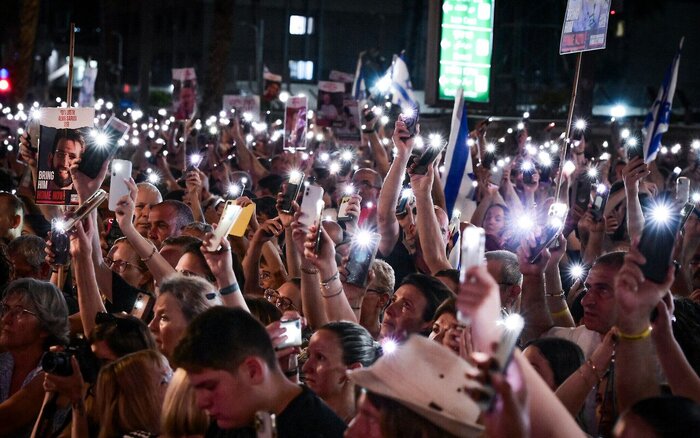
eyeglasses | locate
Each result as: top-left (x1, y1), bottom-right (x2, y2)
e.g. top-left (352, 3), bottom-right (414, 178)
top-left (0, 304), bottom-right (38, 320)
top-left (355, 180), bottom-right (381, 190)
top-left (106, 257), bottom-right (146, 273)
top-left (264, 289), bottom-right (297, 311)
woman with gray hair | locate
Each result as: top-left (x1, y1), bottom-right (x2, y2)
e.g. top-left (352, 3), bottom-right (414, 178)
top-left (147, 273), bottom-right (222, 360)
top-left (0, 278), bottom-right (69, 436)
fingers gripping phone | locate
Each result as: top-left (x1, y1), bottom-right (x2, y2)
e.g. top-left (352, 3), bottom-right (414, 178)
top-left (255, 411), bottom-right (277, 438)
top-left (412, 141), bottom-right (446, 175)
top-left (529, 203), bottom-right (568, 264)
top-left (277, 318), bottom-right (302, 350)
top-left (109, 159), bottom-right (132, 211)
top-left (591, 185), bottom-right (609, 222)
top-left (399, 103), bottom-right (420, 141)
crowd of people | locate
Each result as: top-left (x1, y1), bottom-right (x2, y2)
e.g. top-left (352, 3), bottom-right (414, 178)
top-left (0, 81), bottom-right (698, 438)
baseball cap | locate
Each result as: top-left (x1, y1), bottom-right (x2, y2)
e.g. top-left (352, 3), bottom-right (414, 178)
top-left (348, 335), bottom-right (484, 437)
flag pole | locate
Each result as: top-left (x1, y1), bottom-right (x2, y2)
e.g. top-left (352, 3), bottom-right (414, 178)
top-left (555, 52), bottom-right (583, 203)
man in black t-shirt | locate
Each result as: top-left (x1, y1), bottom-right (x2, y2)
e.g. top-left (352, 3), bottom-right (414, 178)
top-left (173, 307), bottom-right (346, 438)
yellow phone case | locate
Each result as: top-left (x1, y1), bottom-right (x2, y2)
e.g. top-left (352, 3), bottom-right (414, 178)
top-left (229, 203), bottom-right (256, 237)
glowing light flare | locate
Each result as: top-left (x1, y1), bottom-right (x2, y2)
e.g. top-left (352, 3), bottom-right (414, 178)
top-left (329, 161), bottom-right (341, 175)
top-left (587, 167), bottom-right (598, 179)
top-left (516, 216), bottom-right (534, 232)
top-left (500, 313), bottom-right (525, 333)
top-left (516, 122), bottom-right (524, 131)
top-left (692, 140), bottom-right (700, 151)
top-left (649, 202), bottom-right (674, 226)
top-left (147, 172), bottom-right (161, 185)
top-left (278, 92), bottom-right (290, 103)
top-left (596, 184), bottom-right (608, 194)
top-left (567, 263), bottom-right (587, 282)
top-left (381, 339), bottom-right (398, 354)
top-left (574, 119), bottom-right (587, 131)
top-left (563, 160), bottom-right (576, 177)
top-left (376, 75), bottom-right (392, 93)
top-left (692, 193), bottom-right (700, 203)
top-left (485, 143), bottom-right (496, 154)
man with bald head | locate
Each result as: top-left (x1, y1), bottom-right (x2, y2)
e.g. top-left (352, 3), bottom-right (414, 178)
top-left (134, 182), bottom-right (162, 237)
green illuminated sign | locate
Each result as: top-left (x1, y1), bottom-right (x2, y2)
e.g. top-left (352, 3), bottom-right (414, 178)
top-left (437, 0), bottom-right (494, 103)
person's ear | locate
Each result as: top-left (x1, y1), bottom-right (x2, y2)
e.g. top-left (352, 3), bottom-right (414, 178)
top-left (241, 356), bottom-right (266, 385)
top-left (11, 214), bottom-right (21, 230)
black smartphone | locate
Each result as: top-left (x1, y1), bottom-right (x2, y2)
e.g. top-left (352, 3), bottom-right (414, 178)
top-left (280, 171), bottom-right (305, 214)
top-left (400, 103), bottom-right (419, 141)
top-left (626, 145), bottom-right (644, 161)
top-left (78, 116), bottom-right (130, 179)
top-left (362, 105), bottom-right (377, 123)
top-left (679, 202), bottom-right (695, 232)
top-left (523, 169), bottom-right (535, 185)
top-left (50, 226), bottom-right (69, 266)
top-left (412, 143), bottom-right (445, 175)
top-left (395, 188), bottom-right (414, 218)
top-left (638, 202), bottom-right (681, 284)
top-left (529, 204), bottom-right (568, 264)
top-left (591, 189), bottom-right (609, 222)
top-left (345, 231), bottom-right (380, 287)
top-left (130, 292), bottom-right (155, 321)
top-left (574, 177), bottom-right (593, 211)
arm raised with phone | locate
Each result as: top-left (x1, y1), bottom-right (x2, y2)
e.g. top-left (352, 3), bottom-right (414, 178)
top-left (376, 118), bottom-right (416, 257)
top-left (115, 178), bottom-right (176, 286)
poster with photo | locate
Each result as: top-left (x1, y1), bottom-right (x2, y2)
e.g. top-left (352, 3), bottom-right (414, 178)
top-left (329, 70), bottom-right (355, 95)
top-left (334, 99), bottom-right (361, 144)
top-left (316, 81), bottom-right (345, 128)
top-left (560, 0), bottom-right (611, 54)
top-left (172, 68), bottom-right (197, 120)
top-left (35, 107), bottom-right (95, 205)
top-left (222, 95), bottom-right (260, 119)
top-left (283, 96), bottom-right (308, 151)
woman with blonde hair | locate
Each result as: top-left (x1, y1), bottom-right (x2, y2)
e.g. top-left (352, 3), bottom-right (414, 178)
top-left (161, 369), bottom-right (208, 438)
top-left (95, 350), bottom-right (172, 438)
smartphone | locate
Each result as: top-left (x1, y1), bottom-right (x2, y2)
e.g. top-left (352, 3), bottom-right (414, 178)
top-left (638, 205), bottom-right (681, 284)
top-left (475, 314), bottom-right (524, 411)
top-left (574, 177), bottom-right (593, 211)
top-left (298, 184), bottom-right (324, 230)
top-left (130, 292), bottom-right (155, 321)
top-left (61, 189), bottom-right (109, 233)
top-left (412, 142), bottom-right (445, 175)
top-left (337, 195), bottom-right (355, 223)
top-left (677, 177), bottom-right (691, 203)
top-left (79, 116), bottom-right (130, 179)
top-left (313, 222), bottom-right (324, 255)
top-left (229, 203), bottom-right (255, 238)
top-left (522, 169), bottom-right (535, 185)
top-left (277, 318), bottom-right (302, 349)
top-left (591, 188), bottom-right (609, 222)
top-left (254, 412), bottom-right (277, 438)
top-left (395, 188), bottom-right (414, 218)
top-left (358, 202), bottom-right (375, 227)
top-left (680, 202), bottom-right (695, 232)
top-left (279, 171), bottom-right (305, 214)
top-left (626, 145), bottom-right (643, 161)
top-left (109, 159), bottom-right (132, 211)
top-left (459, 227), bottom-right (485, 283)
top-left (50, 225), bottom-right (70, 266)
top-left (400, 103), bottom-right (419, 141)
top-left (449, 211), bottom-right (462, 241)
top-left (345, 231), bottom-right (380, 287)
top-left (205, 201), bottom-right (242, 251)
top-left (529, 203), bottom-right (568, 264)
top-left (362, 105), bottom-right (377, 123)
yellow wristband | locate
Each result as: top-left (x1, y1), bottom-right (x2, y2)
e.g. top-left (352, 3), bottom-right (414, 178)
top-left (550, 307), bottom-right (570, 318)
top-left (617, 326), bottom-right (652, 341)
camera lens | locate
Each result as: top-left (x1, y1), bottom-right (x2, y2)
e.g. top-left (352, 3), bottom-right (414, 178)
top-left (41, 351), bottom-right (73, 376)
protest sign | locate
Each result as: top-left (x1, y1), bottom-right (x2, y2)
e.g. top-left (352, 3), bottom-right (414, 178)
top-left (223, 95), bottom-right (260, 119)
top-left (317, 81), bottom-right (345, 128)
top-left (560, 0), bottom-right (611, 54)
top-left (35, 107), bottom-right (94, 205)
top-left (283, 96), bottom-right (308, 151)
top-left (329, 70), bottom-right (355, 95)
top-left (172, 68), bottom-right (197, 120)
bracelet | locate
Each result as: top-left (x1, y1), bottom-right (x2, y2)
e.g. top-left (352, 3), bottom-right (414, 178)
top-left (140, 245), bottom-right (157, 263)
top-left (545, 291), bottom-right (566, 298)
top-left (351, 306), bottom-right (361, 310)
top-left (322, 286), bottom-right (344, 299)
top-left (550, 307), bottom-right (570, 318)
top-left (301, 266), bottom-right (319, 275)
top-left (585, 359), bottom-right (603, 382)
top-left (362, 128), bottom-right (376, 134)
top-left (219, 283), bottom-right (240, 296)
top-left (320, 271), bottom-right (339, 289)
top-left (617, 326), bottom-right (652, 341)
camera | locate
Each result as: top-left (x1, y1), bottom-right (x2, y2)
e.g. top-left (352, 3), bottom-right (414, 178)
top-left (41, 336), bottom-right (100, 382)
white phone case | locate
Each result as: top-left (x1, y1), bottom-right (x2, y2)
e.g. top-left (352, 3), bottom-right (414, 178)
top-left (204, 201), bottom-right (242, 252)
top-left (109, 160), bottom-right (132, 211)
top-left (299, 185), bottom-right (324, 229)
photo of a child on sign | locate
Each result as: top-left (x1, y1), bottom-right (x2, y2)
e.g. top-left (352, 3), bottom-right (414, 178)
top-left (35, 107), bottom-right (95, 205)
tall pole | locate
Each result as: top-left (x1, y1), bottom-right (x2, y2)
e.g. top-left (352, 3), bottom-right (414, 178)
top-left (555, 52), bottom-right (583, 203)
top-left (66, 23), bottom-right (76, 105)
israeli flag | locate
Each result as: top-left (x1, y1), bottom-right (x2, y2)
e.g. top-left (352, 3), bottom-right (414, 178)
top-left (387, 54), bottom-right (417, 108)
top-left (352, 51), bottom-right (367, 101)
top-left (442, 88), bottom-right (476, 218)
top-left (642, 37), bottom-right (684, 163)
